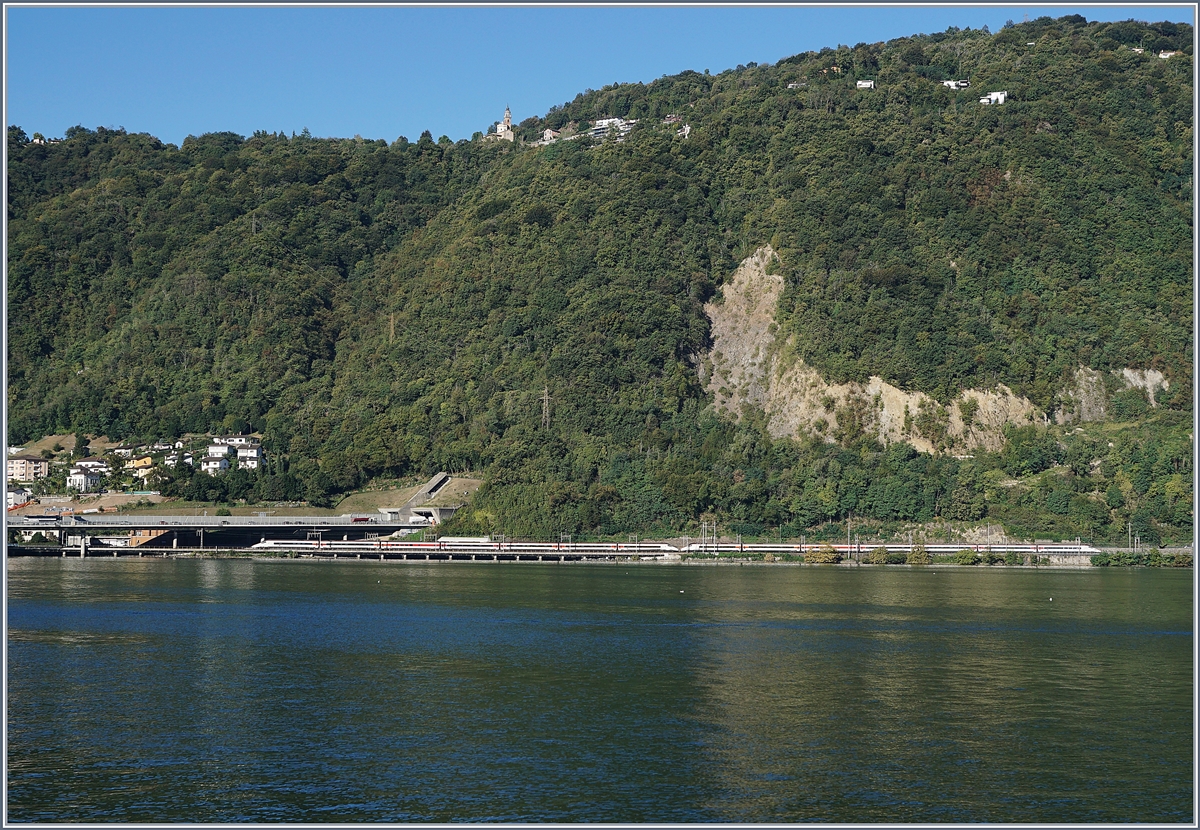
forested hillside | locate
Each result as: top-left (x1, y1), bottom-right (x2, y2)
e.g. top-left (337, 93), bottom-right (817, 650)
top-left (7, 16), bottom-right (1193, 544)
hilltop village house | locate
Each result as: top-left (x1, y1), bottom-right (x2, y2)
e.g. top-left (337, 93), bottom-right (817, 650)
top-left (780, 76), bottom-right (1001, 104)
top-left (494, 105), bottom-right (690, 148)
top-left (588, 117), bottom-right (638, 141)
top-left (531, 115), bottom-right (643, 146)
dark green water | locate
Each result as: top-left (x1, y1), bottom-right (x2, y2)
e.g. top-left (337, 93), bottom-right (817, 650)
top-left (6, 559), bottom-right (1193, 822)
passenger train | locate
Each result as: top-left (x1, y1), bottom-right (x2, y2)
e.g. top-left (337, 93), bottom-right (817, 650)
top-left (248, 537), bottom-right (1101, 557)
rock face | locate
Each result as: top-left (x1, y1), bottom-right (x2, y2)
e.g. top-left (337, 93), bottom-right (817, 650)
top-left (1054, 367), bottom-right (1171, 424)
top-left (702, 248), bottom-right (1174, 451)
top-left (1121, 368), bottom-right (1169, 407)
top-left (700, 248), bottom-right (1059, 453)
top-left (699, 246), bottom-right (784, 418)
top-left (1057, 367), bottom-right (1110, 423)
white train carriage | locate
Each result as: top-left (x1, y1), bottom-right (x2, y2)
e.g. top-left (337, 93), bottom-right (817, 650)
top-left (249, 538), bottom-right (678, 558)
top-left (248, 538), bottom-right (1099, 558)
top-left (681, 541), bottom-right (1100, 555)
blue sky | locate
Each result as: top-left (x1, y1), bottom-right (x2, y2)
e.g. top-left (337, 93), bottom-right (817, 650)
top-left (5, 5), bottom-right (1193, 146)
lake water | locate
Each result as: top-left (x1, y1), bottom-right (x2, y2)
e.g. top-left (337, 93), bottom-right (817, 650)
top-left (7, 558), bottom-right (1193, 822)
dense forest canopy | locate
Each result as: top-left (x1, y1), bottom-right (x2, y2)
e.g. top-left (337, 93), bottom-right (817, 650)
top-left (6, 16), bottom-right (1193, 544)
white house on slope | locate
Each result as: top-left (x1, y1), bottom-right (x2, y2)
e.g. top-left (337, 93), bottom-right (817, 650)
top-left (67, 468), bottom-right (103, 493)
top-left (237, 446), bottom-right (264, 471)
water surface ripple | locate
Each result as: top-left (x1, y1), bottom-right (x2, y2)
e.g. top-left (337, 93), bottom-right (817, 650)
top-left (7, 559), bottom-right (1192, 822)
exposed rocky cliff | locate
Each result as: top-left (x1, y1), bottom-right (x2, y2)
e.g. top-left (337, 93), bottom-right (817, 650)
top-left (701, 248), bottom-right (1170, 453)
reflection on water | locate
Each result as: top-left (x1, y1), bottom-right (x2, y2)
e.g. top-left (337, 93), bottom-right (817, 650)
top-left (7, 629), bottom-right (154, 647)
top-left (6, 559), bottom-right (1192, 822)
top-left (196, 557), bottom-right (257, 594)
top-left (680, 568), bottom-right (1192, 821)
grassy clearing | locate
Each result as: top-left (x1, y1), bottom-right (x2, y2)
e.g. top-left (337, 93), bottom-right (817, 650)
top-left (334, 486), bottom-right (424, 513)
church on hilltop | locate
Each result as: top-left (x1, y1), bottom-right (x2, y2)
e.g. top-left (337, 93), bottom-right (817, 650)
top-left (486, 106), bottom-right (515, 142)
